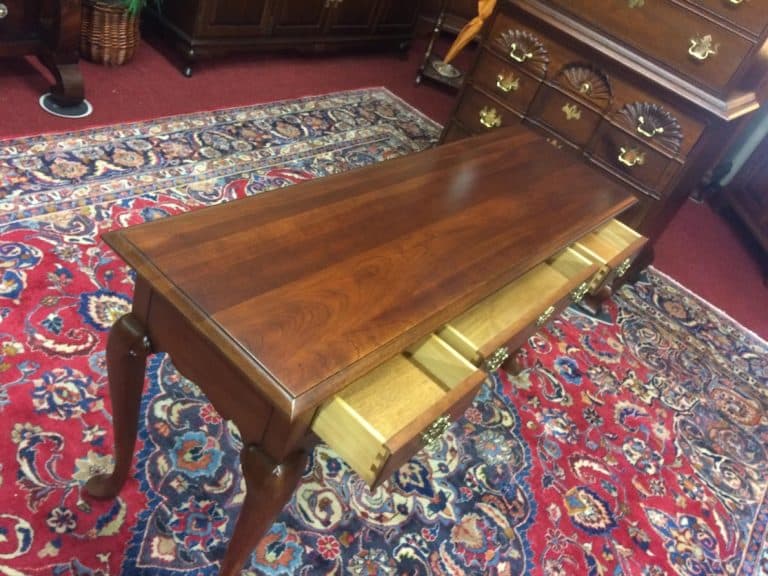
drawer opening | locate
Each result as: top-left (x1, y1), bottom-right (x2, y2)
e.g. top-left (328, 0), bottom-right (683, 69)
top-left (438, 248), bottom-right (596, 365)
top-left (573, 219), bottom-right (644, 264)
top-left (311, 337), bottom-right (480, 486)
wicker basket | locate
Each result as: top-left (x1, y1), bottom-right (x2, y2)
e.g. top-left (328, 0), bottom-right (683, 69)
top-left (80, 0), bottom-right (140, 66)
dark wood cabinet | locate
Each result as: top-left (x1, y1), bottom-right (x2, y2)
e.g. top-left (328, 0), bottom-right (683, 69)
top-left (0, 0), bottom-right (84, 107)
top-left (443, 0), bottom-right (768, 275)
top-left (149, 0), bottom-right (421, 77)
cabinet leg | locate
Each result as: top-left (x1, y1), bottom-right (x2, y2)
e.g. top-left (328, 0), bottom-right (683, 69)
top-left (85, 313), bottom-right (150, 499)
top-left (218, 445), bottom-right (307, 576)
top-left (38, 56), bottom-right (85, 107)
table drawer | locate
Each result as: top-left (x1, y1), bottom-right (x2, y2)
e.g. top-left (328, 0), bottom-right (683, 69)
top-left (589, 121), bottom-right (682, 198)
top-left (437, 248), bottom-right (596, 371)
top-left (685, 0), bottom-right (768, 38)
top-left (454, 87), bottom-right (520, 134)
top-left (471, 48), bottom-right (542, 115)
top-left (528, 84), bottom-right (603, 147)
top-left (312, 335), bottom-right (484, 487)
top-left (546, 0), bottom-right (753, 94)
top-left (571, 219), bottom-right (647, 294)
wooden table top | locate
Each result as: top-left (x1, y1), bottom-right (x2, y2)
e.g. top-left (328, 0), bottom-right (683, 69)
top-left (103, 125), bottom-right (636, 418)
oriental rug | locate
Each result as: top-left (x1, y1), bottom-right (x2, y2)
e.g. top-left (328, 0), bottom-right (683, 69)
top-left (0, 88), bottom-right (765, 576)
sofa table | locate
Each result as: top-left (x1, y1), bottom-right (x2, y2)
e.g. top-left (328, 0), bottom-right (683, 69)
top-left (84, 124), bottom-right (639, 574)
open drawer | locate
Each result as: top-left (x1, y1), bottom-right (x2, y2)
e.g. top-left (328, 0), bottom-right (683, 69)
top-left (571, 219), bottom-right (647, 294)
top-left (437, 247), bottom-right (596, 372)
top-left (311, 335), bottom-right (485, 488)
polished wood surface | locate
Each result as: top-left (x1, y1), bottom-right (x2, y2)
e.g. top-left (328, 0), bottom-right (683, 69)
top-left (0, 0), bottom-right (84, 106)
top-left (103, 125), bottom-right (635, 419)
top-left (88, 123), bottom-right (637, 574)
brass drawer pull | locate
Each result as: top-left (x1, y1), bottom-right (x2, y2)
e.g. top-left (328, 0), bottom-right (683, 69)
top-left (636, 116), bottom-right (664, 138)
top-left (479, 106), bottom-right (502, 129)
top-left (562, 103), bottom-right (581, 121)
top-left (509, 42), bottom-right (533, 63)
top-left (422, 415), bottom-right (451, 448)
top-left (496, 72), bottom-right (519, 93)
top-left (728, 0), bottom-right (744, 4)
top-left (485, 347), bottom-right (510, 372)
top-left (0, 3), bottom-right (7, 18)
top-left (571, 282), bottom-right (590, 304)
top-left (536, 305), bottom-right (556, 327)
top-left (688, 35), bottom-right (718, 61)
top-left (615, 257), bottom-right (632, 278)
top-left (618, 146), bottom-right (646, 167)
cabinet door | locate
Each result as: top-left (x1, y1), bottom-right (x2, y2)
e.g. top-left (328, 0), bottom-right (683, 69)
top-left (199, 0), bottom-right (271, 36)
top-left (0, 0), bottom-right (41, 38)
top-left (376, 0), bottom-right (421, 32)
top-left (272, 0), bottom-right (328, 35)
top-left (325, 0), bottom-right (379, 35)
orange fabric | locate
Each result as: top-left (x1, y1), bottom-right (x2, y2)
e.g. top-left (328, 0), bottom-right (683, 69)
top-left (443, 0), bottom-right (497, 64)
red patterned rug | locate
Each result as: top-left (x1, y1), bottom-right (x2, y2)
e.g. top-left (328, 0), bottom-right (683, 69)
top-left (0, 88), bottom-right (765, 575)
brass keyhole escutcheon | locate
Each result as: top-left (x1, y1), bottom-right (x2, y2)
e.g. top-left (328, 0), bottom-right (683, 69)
top-left (562, 103), bottom-right (582, 121)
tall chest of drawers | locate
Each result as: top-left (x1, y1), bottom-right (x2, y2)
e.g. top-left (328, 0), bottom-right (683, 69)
top-left (443, 0), bottom-right (768, 266)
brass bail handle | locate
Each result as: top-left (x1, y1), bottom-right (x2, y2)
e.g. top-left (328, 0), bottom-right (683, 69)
top-left (496, 72), bottom-right (519, 93)
top-left (688, 35), bottom-right (718, 61)
top-left (618, 146), bottom-right (646, 167)
top-left (509, 42), bottom-right (533, 63)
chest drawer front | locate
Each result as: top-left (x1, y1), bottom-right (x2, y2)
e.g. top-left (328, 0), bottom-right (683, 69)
top-left (572, 219), bottom-right (647, 293)
top-left (589, 122), bottom-right (682, 197)
top-left (454, 87), bottom-right (520, 134)
top-left (438, 248), bottom-right (597, 370)
top-left (686, 0), bottom-right (768, 38)
top-left (528, 85), bottom-right (603, 147)
top-left (472, 49), bottom-right (542, 114)
top-left (546, 0), bottom-right (753, 94)
top-left (311, 335), bottom-right (484, 488)
top-left (487, 10), bottom-right (551, 77)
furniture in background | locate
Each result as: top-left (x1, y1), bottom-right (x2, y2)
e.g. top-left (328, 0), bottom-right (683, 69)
top-left (716, 131), bottom-right (768, 282)
top-left (0, 0), bottom-right (85, 112)
top-left (416, 0), bottom-right (492, 90)
top-left (147, 0), bottom-right (422, 77)
top-left (442, 0), bottom-right (768, 275)
top-left (85, 124), bottom-right (644, 575)
top-left (420, 0), bottom-right (476, 34)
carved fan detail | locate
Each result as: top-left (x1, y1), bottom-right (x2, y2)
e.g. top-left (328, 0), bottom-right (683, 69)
top-left (556, 64), bottom-right (611, 108)
top-left (495, 29), bottom-right (549, 77)
top-left (616, 102), bottom-right (683, 154)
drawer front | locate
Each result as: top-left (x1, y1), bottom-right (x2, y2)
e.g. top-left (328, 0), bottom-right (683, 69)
top-left (454, 87), bottom-right (520, 134)
top-left (472, 49), bottom-right (542, 114)
top-left (686, 0), bottom-right (768, 38)
top-left (487, 9), bottom-right (551, 78)
top-left (0, 0), bottom-right (37, 35)
top-left (572, 219), bottom-right (648, 293)
top-left (311, 335), bottom-right (484, 487)
top-left (546, 0), bottom-right (753, 94)
top-left (528, 85), bottom-right (603, 147)
top-left (438, 248), bottom-right (597, 370)
top-left (489, 5), bottom-right (706, 157)
top-left (589, 121), bottom-right (681, 197)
